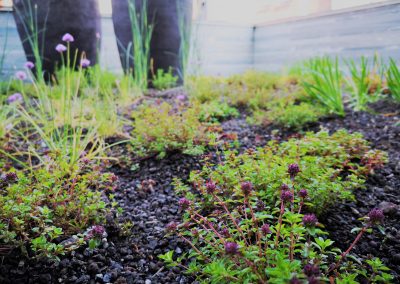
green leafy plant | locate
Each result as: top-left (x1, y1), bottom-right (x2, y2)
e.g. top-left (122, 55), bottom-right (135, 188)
top-left (0, 159), bottom-right (117, 258)
top-left (387, 58), bottom-right (400, 102)
top-left (152, 68), bottom-right (179, 90)
top-left (249, 102), bottom-right (323, 129)
top-left (303, 57), bottom-right (344, 116)
top-left (130, 102), bottom-right (218, 158)
top-left (177, 129), bottom-right (386, 213)
top-left (126, 0), bottom-right (153, 90)
top-left (198, 101), bottom-right (239, 123)
top-left (345, 56), bottom-right (382, 111)
top-left (163, 165), bottom-right (392, 283)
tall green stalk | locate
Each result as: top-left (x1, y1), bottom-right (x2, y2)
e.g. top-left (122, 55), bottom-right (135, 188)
top-left (387, 58), bottom-right (400, 102)
top-left (177, 0), bottom-right (191, 82)
top-left (128, 0), bottom-right (153, 90)
top-left (345, 56), bottom-right (371, 111)
top-left (14, 2), bottom-right (47, 83)
top-left (303, 57), bottom-right (344, 116)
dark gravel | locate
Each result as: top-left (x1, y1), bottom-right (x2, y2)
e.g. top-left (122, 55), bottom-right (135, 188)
top-left (0, 99), bottom-right (399, 283)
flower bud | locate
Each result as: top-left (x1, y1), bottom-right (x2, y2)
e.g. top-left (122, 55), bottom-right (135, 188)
top-left (224, 242), bottom-right (239, 255)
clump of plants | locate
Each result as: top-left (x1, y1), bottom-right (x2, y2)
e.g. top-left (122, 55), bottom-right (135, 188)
top-left (198, 100), bottom-right (239, 123)
top-left (387, 58), bottom-right (400, 102)
top-left (0, 157), bottom-right (117, 258)
top-left (249, 102), bottom-right (324, 129)
top-left (176, 129), bottom-right (386, 213)
top-left (162, 165), bottom-right (392, 283)
top-left (152, 68), bottom-right (179, 90)
top-left (130, 102), bottom-right (219, 158)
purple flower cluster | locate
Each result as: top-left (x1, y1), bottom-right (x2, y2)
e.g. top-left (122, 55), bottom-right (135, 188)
top-left (7, 93), bottom-right (23, 104)
top-left (261, 224), bottom-right (271, 235)
top-left (2, 172), bottom-right (18, 185)
top-left (62, 33), bottom-right (75, 42)
top-left (288, 163), bottom-right (300, 179)
top-left (224, 242), bottom-right (239, 255)
top-left (206, 180), bottom-right (217, 194)
top-left (178, 198), bottom-right (191, 210)
top-left (15, 71), bottom-right (27, 81)
top-left (25, 61), bottom-right (35, 69)
top-left (56, 44), bottom-right (67, 53)
top-left (298, 189), bottom-right (308, 199)
top-left (87, 225), bottom-right (106, 239)
top-left (166, 221), bottom-right (178, 232)
top-left (80, 58), bottom-right (91, 68)
top-left (368, 208), bottom-right (384, 224)
top-left (302, 214), bottom-right (318, 227)
top-left (281, 190), bottom-right (293, 203)
top-left (240, 181), bottom-right (253, 196)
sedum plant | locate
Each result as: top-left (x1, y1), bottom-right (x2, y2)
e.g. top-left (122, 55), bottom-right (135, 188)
top-left (0, 156), bottom-right (117, 259)
top-left (130, 102), bottom-right (218, 158)
top-left (163, 166), bottom-right (392, 283)
top-left (152, 68), bottom-right (179, 90)
top-left (177, 129), bottom-right (386, 213)
top-left (302, 57), bottom-right (344, 116)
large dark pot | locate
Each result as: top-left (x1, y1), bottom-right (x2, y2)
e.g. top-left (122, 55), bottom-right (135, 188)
top-left (13, 0), bottom-right (101, 79)
top-left (112, 0), bottom-right (192, 85)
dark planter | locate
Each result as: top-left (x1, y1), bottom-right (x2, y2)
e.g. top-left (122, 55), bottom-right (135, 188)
top-left (112, 0), bottom-right (192, 85)
top-left (13, 0), bottom-right (101, 79)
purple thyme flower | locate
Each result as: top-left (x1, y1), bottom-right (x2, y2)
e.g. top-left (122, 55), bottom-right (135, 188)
top-left (166, 221), bottom-right (178, 232)
top-left (281, 190), bottom-right (293, 203)
top-left (221, 228), bottom-right (230, 238)
top-left (256, 199), bottom-right (265, 212)
top-left (80, 58), bottom-right (91, 68)
top-left (280, 183), bottom-right (290, 191)
top-left (56, 44), bottom-right (67, 53)
top-left (240, 181), bottom-right (253, 196)
top-left (307, 276), bottom-right (321, 284)
top-left (261, 224), bottom-right (271, 235)
top-left (178, 197), bottom-right (191, 210)
top-left (303, 263), bottom-right (320, 277)
top-left (224, 242), bottom-right (239, 255)
top-left (302, 214), bottom-right (318, 227)
top-left (90, 225), bottom-right (105, 238)
top-left (368, 208), bottom-right (384, 224)
top-left (206, 180), bottom-right (217, 194)
top-left (176, 94), bottom-right (186, 101)
top-left (7, 93), bottom-right (23, 104)
top-left (62, 33), bottom-right (74, 42)
top-left (25, 61), bottom-right (35, 69)
top-left (298, 189), bottom-right (308, 199)
top-left (289, 277), bottom-right (301, 284)
top-left (288, 163), bottom-right (300, 179)
top-left (15, 71), bottom-right (27, 80)
top-left (4, 172), bottom-right (18, 183)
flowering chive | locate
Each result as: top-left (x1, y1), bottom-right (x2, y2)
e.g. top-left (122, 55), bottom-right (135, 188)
top-left (62, 33), bottom-right (74, 42)
top-left (15, 71), bottom-right (27, 80)
top-left (80, 58), bottom-right (91, 68)
top-left (7, 93), bottom-right (23, 104)
top-left (56, 44), bottom-right (67, 53)
top-left (25, 61), bottom-right (35, 69)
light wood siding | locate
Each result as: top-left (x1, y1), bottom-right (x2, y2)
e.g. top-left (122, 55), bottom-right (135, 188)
top-left (254, 3), bottom-right (400, 71)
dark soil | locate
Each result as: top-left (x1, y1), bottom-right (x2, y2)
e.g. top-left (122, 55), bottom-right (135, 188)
top-left (1, 99), bottom-right (399, 284)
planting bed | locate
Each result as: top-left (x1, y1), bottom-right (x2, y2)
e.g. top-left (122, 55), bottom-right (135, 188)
top-left (0, 92), bottom-right (399, 283)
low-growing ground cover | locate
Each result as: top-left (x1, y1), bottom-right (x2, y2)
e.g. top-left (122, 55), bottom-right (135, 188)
top-left (0, 54), bottom-right (399, 283)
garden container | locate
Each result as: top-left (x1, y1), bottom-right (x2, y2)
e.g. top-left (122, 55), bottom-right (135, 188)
top-left (13, 0), bottom-right (101, 79)
top-left (112, 0), bottom-right (192, 85)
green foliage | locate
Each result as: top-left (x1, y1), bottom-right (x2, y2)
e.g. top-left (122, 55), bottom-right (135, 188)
top-left (302, 57), bottom-right (344, 116)
top-left (198, 101), bottom-right (239, 123)
top-left (0, 158), bottom-right (115, 258)
top-left (345, 56), bottom-right (382, 111)
top-left (165, 161), bottom-right (391, 283)
top-left (130, 102), bottom-right (218, 158)
top-left (249, 102), bottom-right (323, 129)
top-left (127, 0), bottom-right (153, 90)
top-left (177, 129), bottom-right (386, 213)
top-left (152, 68), bottom-right (178, 90)
top-left (387, 58), bottom-right (400, 102)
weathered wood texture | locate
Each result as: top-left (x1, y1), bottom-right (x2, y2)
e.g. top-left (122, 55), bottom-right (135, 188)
top-left (254, 2), bottom-right (400, 71)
